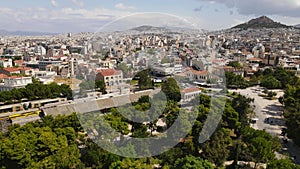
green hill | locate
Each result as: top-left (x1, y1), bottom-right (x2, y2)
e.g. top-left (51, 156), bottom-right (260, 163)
top-left (232, 16), bottom-right (291, 29)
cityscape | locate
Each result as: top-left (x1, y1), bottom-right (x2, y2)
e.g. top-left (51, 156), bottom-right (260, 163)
top-left (1, 1), bottom-right (300, 169)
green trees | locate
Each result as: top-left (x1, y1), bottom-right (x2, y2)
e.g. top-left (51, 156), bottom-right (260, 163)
top-left (225, 72), bottom-right (248, 89)
top-left (158, 147), bottom-right (184, 166)
top-left (161, 78), bottom-right (181, 102)
top-left (241, 127), bottom-right (281, 166)
top-left (109, 158), bottom-right (159, 169)
top-left (267, 91), bottom-right (277, 98)
top-left (222, 102), bottom-right (241, 130)
top-left (261, 76), bottom-right (282, 89)
top-left (0, 80), bottom-right (72, 104)
top-left (246, 67), bottom-right (298, 89)
top-left (230, 95), bottom-right (254, 135)
top-left (137, 70), bottom-right (153, 90)
top-left (228, 61), bottom-right (242, 69)
top-left (173, 156), bottom-right (214, 169)
top-left (95, 80), bottom-right (107, 94)
top-left (267, 159), bottom-right (300, 169)
top-left (249, 137), bottom-right (275, 165)
top-left (201, 128), bottom-right (232, 167)
top-left (79, 80), bottom-right (95, 91)
top-left (80, 141), bottom-right (121, 169)
top-left (0, 85), bottom-right (288, 168)
top-left (263, 68), bottom-right (273, 76)
top-left (105, 108), bottom-right (130, 135)
top-left (273, 67), bottom-right (298, 88)
top-left (0, 123), bottom-right (81, 169)
top-left (282, 79), bottom-right (300, 146)
top-left (0, 114), bottom-right (87, 169)
top-left (79, 80), bottom-right (107, 96)
top-left (251, 67), bottom-right (297, 89)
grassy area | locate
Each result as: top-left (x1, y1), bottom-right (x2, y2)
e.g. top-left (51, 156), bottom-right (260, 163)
top-left (154, 83), bottom-right (162, 87)
top-left (130, 80), bottom-right (139, 85)
top-left (227, 91), bottom-right (239, 98)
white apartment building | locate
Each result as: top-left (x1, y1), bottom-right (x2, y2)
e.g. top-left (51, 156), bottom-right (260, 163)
top-left (0, 76), bottom-right (32, 91)
top-left (96, 68), bottom-right (124, 93)
top-left (68, 58), bottom-right (78, 77)
top-left (151, 64), bottom-right (182, 76)
top-left (186, 69), bottom-right (209, 82)
top-left (181, 87), bottom-right (202, 102)
top-left (32, 70), bottom-right (56, 84)
top-left (0, 59), bottom-right (13, 68)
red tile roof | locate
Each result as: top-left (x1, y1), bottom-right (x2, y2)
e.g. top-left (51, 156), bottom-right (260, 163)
top-left (247, 58), bottom-right (263, 62)
top-left (3, 67), bottom-right (20, 73)
top-left (0, 74), bottom-right (8, 79)
top-left (7, 76), bottom-right (22, 79)
top-left (17, 66), bottom-right (32, 71)
top-left (181, 87), bottom-right (200, 93)
top-left (189, 69), bottom-right (208, 75)
top-left (242, 51), bottom-right (252, 55)
top-left (4, 75), bottom-right (30, 79)
top-left (14, 60), bottom-right (24, 64)
top-left (97, 68), bottom-right (122, 77)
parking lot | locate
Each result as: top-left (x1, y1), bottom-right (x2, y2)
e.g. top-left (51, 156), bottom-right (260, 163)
top-left (229, 86), bottom-right (300, 164)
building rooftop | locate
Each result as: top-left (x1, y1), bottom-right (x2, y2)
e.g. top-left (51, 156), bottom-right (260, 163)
top-left (181, 87), bottom-right (201, 94)
top-left (247, 58), bottom-right (263, 62)
top-left (97, 68), bottom-right (122, 76)
top-left (0, 74), bottom-right (8, 79)
top-left (189, 69), bottom-right (209, 75)
top-left (2, 67), bottom-right (19, 72)
top-left (5, 75), bottom-right (31, 79)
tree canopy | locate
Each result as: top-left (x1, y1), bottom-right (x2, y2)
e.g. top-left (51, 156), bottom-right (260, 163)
top-left (0, 79), bottom-right (72, 104)
top-left (282, 78), bottom-right (300, 146)
top-left (0, 114), bottom-right (82, 169)
top-left (161, 78), bottom-right (181, 102)
top-left (0, 87), bottom-right (288, 168)
top-left (228, 61), bottom-right (242, 69)
top-left (225, 72), bottom-right (248, 89)
top-left (173, 156), bottom-right (214, 169)
top-left (136, 69), bottom-right (153, 90)
top-left (267, 159), bottom-right (300, 169)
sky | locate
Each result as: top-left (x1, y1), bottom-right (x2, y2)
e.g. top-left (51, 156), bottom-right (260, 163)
top-left (0, 0), bottom-right (300, 33)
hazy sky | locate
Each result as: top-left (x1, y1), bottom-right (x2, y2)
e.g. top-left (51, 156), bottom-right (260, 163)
top-left (1, 0), bottom-right (300, 33)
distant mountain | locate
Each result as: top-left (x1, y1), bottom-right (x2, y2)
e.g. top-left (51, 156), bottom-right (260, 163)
top-left (0, 29), bottom-right (58, 36)
top-left (232, 16), bottom-right (291, 29)
top-left (129, 25), bottom-right (172, 32)
top-left (295, 24), bottom-right (300, 28)
top-left (128, 25), bottom-right (204, 34)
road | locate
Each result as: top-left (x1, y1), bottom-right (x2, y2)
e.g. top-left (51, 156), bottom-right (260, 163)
top-left (230, 86), bottom-right (300, 164)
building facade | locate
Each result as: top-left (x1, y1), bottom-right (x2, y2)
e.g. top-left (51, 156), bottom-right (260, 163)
top-left (96, 68), bottom-right (124, 93)
top-left (0, 76), bottom-right (32, 91)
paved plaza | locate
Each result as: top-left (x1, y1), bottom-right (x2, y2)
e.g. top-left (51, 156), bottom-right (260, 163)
top-left (230, 86), bottom-right (300, 164)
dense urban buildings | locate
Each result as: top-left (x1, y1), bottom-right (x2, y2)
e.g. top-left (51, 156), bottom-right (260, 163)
top-left (0, 15), bottom-right (300, 168)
